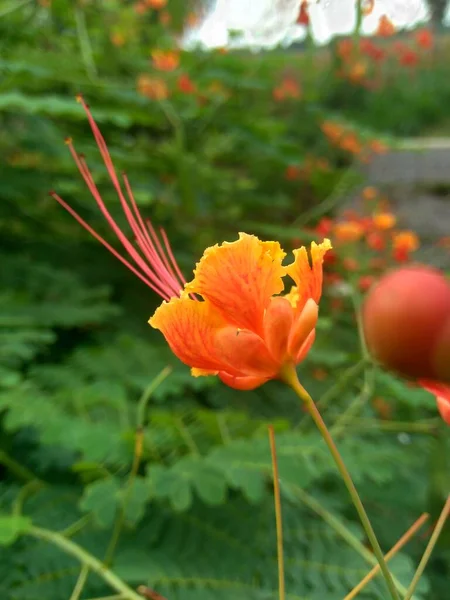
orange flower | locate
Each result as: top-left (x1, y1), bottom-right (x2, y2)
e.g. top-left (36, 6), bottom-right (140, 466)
top-left (273, 77), bottom-right (301, 101)
top-left (366, 231), bottom-right (386, 252)
top-left (419, 381), bottom-right (450, 425)
top-left (177, 74), bottom-right (196, 94)
top-left (151, 50), bottom-right (179, 71)
top-left (415, 28), bottom-right (433, 50)
top-left (359, 275), bottom-right (376, 292)
top-left (369, 139), bottom-right (389, 154)
top-left (373, 212), bottom-right (396, 230)
top-left (296, 0), bottom-right (309, 26)
top-left (343, 257), bottom-right (359, 272)
top-left (377, 15), bottom-right (396, 37)
top-left (150, 235), bottom-right (331, 390)
top-left (321, 120), bottom-right (344, 142)
top-left (339, 133), bottom-right (363, 155)
top-left (362, 186), bottom-right (378, 201)
top-left (146, 0), bottom-right (167, 8)
top-left (334, 220), bottom-right (365, 242)
top-left (110, 32), bottom-right (126, 47)
top-left (337, 39), bottom-right (354, 61)
top-left (398, 46), bottom-right (419, 68)
top-left (284, 165), bottom-right (301, 181)
top-left (137, 75), bottom-right (169, 100)
top-left (159, 10), bottom-right (171, 25)
top-left (392, 231), bottom-right (419, 262)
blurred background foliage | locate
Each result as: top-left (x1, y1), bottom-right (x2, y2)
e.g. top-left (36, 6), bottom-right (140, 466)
top-left (0, 1), bottom-right (449, 599)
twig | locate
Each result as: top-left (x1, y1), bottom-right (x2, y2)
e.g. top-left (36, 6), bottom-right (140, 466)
top-left (344, 513), bottom-right (429, 600)
top-left (28, 526), bottom-right (143, 600)
top-left (404, 495), bottom-right (450, 600)
top-left (104, 367), bottom-right (172, 565)
top-left (70, 564), bottom-right (90, 600)
top-left (268, 425), bottom-right (285, 600)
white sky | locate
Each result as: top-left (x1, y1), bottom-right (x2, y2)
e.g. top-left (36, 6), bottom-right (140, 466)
top-left (184, 0), bottom-right (437, 50)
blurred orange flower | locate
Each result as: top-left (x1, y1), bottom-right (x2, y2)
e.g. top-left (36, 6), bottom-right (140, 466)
top-left (334, 221), bottom-right (365, 242)
top-left (150, 235), bottom-right (331, 390)
top-left (373, 212), bottom-right (396, 230)
top-left (146, 0), bottom-right (167, 8)
top-left (296, 0), bottom-right (310, 26)
top-left (377, 15), bottom-right (396, 37)
top-left (137, 74), bottom-right (169, 100)
top-left (110, 32), bottom-right (126, 47)
top-left (284, 165), bottom-right (301, 181)
top-left (392, 231), bottom-right (420, 262)
top-left (415, 28), bottom-right (433, 50)
top-left (177, 74), bottom-right (196, 94)
top-left (273, 77), bottom-right (301, 101)
top-left (151, 50), bottom-right (179, 71)
top-left (362, 186), bottom-right (378, 201)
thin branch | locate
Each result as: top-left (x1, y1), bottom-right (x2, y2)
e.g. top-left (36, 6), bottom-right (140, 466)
top-left (344, 513), bottom-right (429, 600)
top-left (404, 495), bottom-right (450, 600)
top-left (28, 526), bottom-right (143, 600)
top-left (268, 425), bottom-right (285, 600)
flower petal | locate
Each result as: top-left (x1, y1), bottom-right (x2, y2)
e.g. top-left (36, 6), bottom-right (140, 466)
top-left (419, 380), bottom-right (450, 425)
top-left (286, 239), bottom-right (332, 312)
top-left (214, 326), bottom-right (280, 377)
top-left (184, 233), bottom-right (286, 335)
top-left (288, 299), bottom-right (318, 358)
top-left (219, 372), bottom-right (269, 390)
top-left (295, 329), bottom-right (316, 364)
top-left (149, 297), bottom-right (231, 372)
top-left (263, 297), bottom-right (294, 363)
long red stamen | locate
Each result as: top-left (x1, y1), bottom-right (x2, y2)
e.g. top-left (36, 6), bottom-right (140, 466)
top-left (51, 95), bottom-right (185, 301)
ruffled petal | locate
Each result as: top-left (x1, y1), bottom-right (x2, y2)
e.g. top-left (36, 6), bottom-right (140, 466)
top-left (285, 239), bottom-right (332, 313)
top-left (214, 326), bottom-right (280, 377)
top-left (184, 233), bottom-right (286, 335)
top-left (149, 297), bottom-right (231, 372)
top-left (219, 371), bottom-right (269, 390)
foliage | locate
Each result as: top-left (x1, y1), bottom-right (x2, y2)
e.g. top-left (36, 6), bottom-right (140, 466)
top-left (0, 2), bottom-right (449, 600)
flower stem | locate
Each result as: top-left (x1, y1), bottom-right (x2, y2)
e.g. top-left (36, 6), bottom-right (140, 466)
top-left (344, 513), bottom-right (429, 600)
top-left (28, 526), bottom-right (143, 600)
top-left (282, 366), bottom-right (400, 600)
top-left (404, 494), bottom-right (450, 600)
top-left (268, 425), bottom-right (285, 600)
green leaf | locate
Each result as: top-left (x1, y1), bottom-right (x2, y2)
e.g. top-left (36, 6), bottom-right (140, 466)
top-left (79, 478), bottom-right (120, 528)
top-left (0, 514), bottom-right (32, 545)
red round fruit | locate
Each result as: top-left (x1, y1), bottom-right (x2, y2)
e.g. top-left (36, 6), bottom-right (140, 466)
top-left (362, 266), bottom-right (450, 382)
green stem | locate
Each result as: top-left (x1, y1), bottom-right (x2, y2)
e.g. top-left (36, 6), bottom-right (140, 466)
top-left (268, 426), bottom-right (285, 600)
top-left (104, 368), bottom-right (172, 565)
top-left (74, 5), bottom-right (98, 81)
top-left (282, 366), bottom-right (400, 600)
top-left (28, 526), bottom-right (142, 600)
top-left (404, 494), bottom-right (450, 600)
top-left (293, 486), bottom-right (411, 598)
top-left (0, 450), bottom-right (39, 482)
top-left (70, 564), bottom-right (90, 600)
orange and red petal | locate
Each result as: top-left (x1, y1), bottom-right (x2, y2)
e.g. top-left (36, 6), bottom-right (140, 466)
top-left (184, 233), bottom-right (286, 336)
top-left (214, 326), bottom-right (280, 378)
top-left (149, 297), bottom-right (231, 373)
top-left (263, 297), bottom-right (294, 364)
top-left (218, 372), bottom-right (270, 390)
top-left (286, 240), bottom-right (332, 313)
top-left (419, 380), bottom-right (450, 425)
top-left (288, 298), bottom-right (318, 358)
